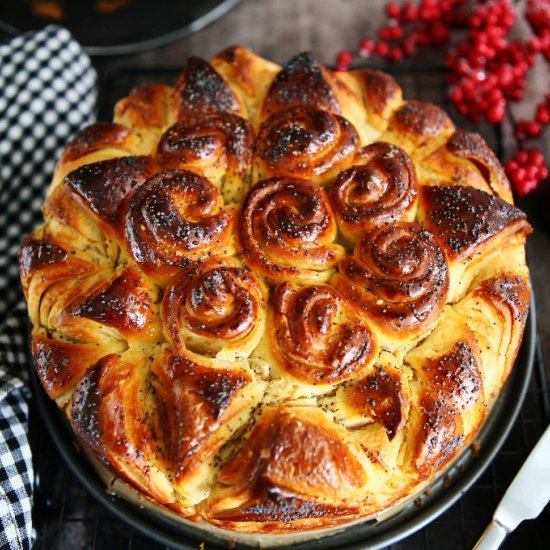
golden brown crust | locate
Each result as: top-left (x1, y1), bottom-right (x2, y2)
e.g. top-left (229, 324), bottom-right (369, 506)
top-left (263, 283), bottom-right (379, 386)
top-left (333, 222), bottom-right (449, 348)
top-left (208, 406), bottom-right (367, 527)
top-left (114, 83), bottom-right (175, 131)
top-left (344, 68), bottom-right (403, 130)
top-left (21, 46), bottom-right (531, 536)
top-left (124, 169), bottom-right (234, 282)
top-left (329, 142), bottom-right (418, 243)
top-left (237, 177), bottom-right (345, 284)
top-left (421, 130), bottom-right (513, 203)
top-left (255, 106), bottom-right (359, 184)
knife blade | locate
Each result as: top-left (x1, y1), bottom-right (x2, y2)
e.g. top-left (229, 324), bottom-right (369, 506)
top-left (474, 423), bottom-right (550, 550)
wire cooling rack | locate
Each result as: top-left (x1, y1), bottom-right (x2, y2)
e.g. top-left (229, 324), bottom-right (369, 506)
top-left (28, 65), bottom-right (550, 550)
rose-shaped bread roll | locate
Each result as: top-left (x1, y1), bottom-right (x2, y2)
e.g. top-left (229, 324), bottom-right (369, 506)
top-left (254, 106), bottom-right (359, 185)
top-left (157, 113), bottom-right (255, 203)
top-left (329, 142), bottom-right (418, 244)
top-left (163, 257), bottom-right (267, 361)
top-left (333, 222), bottom-right (449, 350)
top-left (256, 282), bottom-right (379, 388)
top-left (238, 177), bottom-right (345, 284)
top-left (124, 169), bottom-right (235, 283)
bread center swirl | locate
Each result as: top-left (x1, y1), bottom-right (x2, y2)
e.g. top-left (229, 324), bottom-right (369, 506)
top-left (255, 106), bottom-right (359, 184)
top-left (164, 257), bottom-right (267, 360)
top-left (238, 177), bottom-right (345, 285)
top-left (265, 283), bottom-right (379, 385)
top-left (333, 222), bottom-right (449, 348)
top-left (329, 142), bottom-right (418, 244)
top-left (124, 169), bottom-right (234, 282)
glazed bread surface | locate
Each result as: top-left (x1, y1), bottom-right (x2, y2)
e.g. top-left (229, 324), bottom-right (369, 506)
top-left (20, 46), bottom-right (532, 535)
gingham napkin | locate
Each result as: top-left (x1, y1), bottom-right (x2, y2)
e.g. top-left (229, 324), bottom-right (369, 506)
top-left (0, 26), bottom-right (97, 549)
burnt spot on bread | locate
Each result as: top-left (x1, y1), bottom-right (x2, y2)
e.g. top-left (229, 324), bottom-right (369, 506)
top-left (60, 122), bottom-right (133, 163)
top-left (174, 57), bottom-right (241, 121)
top-left (19, 237), bottom-right (68, 278)
top-left (32, 334), bottom-right (106, 400)
top-left (65, 156), bottom-right (157, 227)
top-left (212, 490), bottom-right (356, 523)
top-left (422, 342), bottom-right (482, 409)
top-left (70, 360), bottom-right (108, 459)
top-left (70, 268), bottom-right (156, 336)
top-left (351, 366), bottom-right (406, 440)
top-left (262, 52), bottom-right (341, 118)
top-left (414, 390), bottom-right (464, 477)
top-left (419, 185), bottom-right (531, 259)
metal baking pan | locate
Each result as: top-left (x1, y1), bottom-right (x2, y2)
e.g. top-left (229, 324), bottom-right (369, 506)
top-left (27, 296), bottom-right (536, 549)
top-left (0, 0), bottom-right (241, 56)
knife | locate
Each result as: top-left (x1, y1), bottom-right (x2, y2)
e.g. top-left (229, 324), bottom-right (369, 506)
top-left (473, 424), bottom-right (550, 550)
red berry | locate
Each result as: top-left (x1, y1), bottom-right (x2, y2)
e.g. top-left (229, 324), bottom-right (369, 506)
top-left (389, 46), bottom-right (404, 63)
top-left (336, 50), bottom-right (353, 67)
top-left (359, 38), bottom-right (374, 53)
top-left (376, 42), bottom-right (390, 57)
top-left (386, 2), bottom-right (400, 19)
top-left (536, 104), bottom-right (550, 124)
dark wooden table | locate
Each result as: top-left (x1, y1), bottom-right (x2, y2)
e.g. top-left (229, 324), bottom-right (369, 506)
top-left (31, 1), bottom-right (550, 549)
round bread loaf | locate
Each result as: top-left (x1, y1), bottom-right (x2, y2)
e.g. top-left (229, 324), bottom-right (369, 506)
top-left (20, 46), bottom-right (532, 535)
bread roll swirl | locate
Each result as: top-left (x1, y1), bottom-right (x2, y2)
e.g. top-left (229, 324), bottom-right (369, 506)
top-left (255, 106), bottom-right (359, 184)
top-left (124, 169), bottom-right (234, 281)
top-left (157, 113), bottom-right (255, 203)
top-left (263, 283), bottom-right (378, 386)
top-left (163, 257), bottom-right (267, 360)
top-left (238, 177), bottom-right (345, 284)
top-left (334, 222), bottom-right (449, 347)
top-left (329, 142), bottom-right (418, 243)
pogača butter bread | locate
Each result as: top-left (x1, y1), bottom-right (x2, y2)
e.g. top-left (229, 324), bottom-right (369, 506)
top-left (20, 46), bottom-right (531, 535)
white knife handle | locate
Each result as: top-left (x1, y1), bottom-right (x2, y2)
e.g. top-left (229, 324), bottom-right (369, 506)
top-left (473, 519), bottom-right (509, 550)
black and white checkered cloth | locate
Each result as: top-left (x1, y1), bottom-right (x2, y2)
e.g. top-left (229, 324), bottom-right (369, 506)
top-left (0, 26), bottom-right (97, 549)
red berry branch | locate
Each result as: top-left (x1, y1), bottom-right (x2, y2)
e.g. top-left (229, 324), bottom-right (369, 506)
top-left (335, 0), bottom-right (550, 198)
